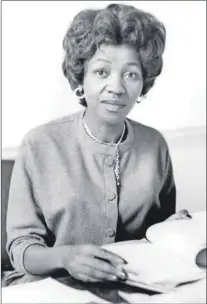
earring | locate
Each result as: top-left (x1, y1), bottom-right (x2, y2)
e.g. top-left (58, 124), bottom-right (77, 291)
top-left (74, 87), bottom-right (85, 99)
top-left (137, 95), bottom-right (146, 104)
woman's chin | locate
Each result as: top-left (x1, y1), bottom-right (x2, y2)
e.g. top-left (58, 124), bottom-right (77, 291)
top-left (100, 112), bottom-right (125, 125)
top-left (98, 107), bottom-right (127, 124)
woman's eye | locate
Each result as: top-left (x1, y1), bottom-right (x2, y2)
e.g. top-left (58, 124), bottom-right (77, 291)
top-left (124, 72), bottom-right (139, 80)
top-left (95, 69), bottom-right (108, 78)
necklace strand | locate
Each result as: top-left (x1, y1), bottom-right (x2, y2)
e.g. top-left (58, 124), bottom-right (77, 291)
top-left (82, 119), bottom-right (125, 187)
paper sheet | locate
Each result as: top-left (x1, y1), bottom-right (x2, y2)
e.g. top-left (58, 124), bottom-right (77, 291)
top-left (103, 241), bottom-right (206, 291)
top-left (119, 277), bottom-right (207, 303)
top-left (146, 210), bottom-right (206, 266)
top-left (2, 277), bottom-right (110, 303)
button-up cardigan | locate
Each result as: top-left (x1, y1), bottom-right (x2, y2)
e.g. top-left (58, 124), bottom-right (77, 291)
top-left (6, 109), bottom-right (176, 279)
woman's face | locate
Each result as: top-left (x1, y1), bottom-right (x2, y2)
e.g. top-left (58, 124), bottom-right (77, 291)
top-left (83, 44), bottom-right (143, 124)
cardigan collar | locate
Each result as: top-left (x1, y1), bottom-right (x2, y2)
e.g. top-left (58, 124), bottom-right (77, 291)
top-left (77, 110), bottom-right (134, 156)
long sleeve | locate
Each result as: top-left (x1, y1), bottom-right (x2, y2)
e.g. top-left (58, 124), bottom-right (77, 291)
top-left (6, 139), bottom-right (48, 274)
top-left (158, 148), bottom-right (176, 220)
top-left (144, 142), bottom-right (176, 230)
top-left (5, 111), bottom-right (177, 276)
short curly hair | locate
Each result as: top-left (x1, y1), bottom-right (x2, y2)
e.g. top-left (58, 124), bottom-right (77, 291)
top-left (62, 3), bottom-right (166, 107)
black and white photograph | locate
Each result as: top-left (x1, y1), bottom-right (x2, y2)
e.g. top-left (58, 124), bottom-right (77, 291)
top-left (1, 1), bottom-right (206, 303)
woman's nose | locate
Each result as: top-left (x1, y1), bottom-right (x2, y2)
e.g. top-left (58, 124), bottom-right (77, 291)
top-left (107, 75), bottom-right (125, 95)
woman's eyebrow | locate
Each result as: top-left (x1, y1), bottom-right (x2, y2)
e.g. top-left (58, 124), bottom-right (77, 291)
top-left (92, 58), bottom-right (112, 64)
top-left (125, 62), bottom-right (141, 68)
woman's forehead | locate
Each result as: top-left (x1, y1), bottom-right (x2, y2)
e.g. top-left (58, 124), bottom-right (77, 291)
top-left (88, 44), bottom-right (140, 67)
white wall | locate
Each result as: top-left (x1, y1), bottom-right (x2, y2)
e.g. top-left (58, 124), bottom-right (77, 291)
top-left (2, 1), bottom-right (206, 148)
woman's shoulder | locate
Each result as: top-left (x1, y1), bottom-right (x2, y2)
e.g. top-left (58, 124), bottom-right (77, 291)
top-left (128, 118), bottom-right (168, 149)
top-left (21, 111), bottom-right (82, 147)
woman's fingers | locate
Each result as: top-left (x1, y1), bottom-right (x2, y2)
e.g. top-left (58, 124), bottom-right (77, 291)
top-left (93, 248), bottom-right (127, 280)
top-left (83, 256), bottom-right (127, 280)
top-left (64, 244), bottom-right (128, 283)
top-left (93, 247), bottom-right (127, 266)
top-left (73, 272), bottom-right (98, 283)
top-left (166, 209), bottom-right (192, 221)
top-left (70, 255), bottom-right (127, 282)
top-left (71, 263), bottom-right (117, 282)
top-left (178, 209), bottom-right (192, 219)
top-left (83, 264), bottom-right (118, 281)
top-left (82, 256), bottom-right (117, 275)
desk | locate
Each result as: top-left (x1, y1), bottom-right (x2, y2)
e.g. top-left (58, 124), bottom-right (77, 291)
top-left (56, 238), bottom-right (206, 303)
top-left (2, 274), bottom-right (206, 304)
top-left (2, 240), bottom-right (206, 303)
top-left (56, 275), bottom-right (206, 303)
top-left (56, 240), bottom-right (154, 303)
top-left (57, 275), bottom-right (155, 303)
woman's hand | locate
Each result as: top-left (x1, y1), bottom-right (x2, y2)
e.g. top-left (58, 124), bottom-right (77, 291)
top-left (61, 244), bottom-right (127, 283)
top-left (165, 209), bottom-right (192, 221)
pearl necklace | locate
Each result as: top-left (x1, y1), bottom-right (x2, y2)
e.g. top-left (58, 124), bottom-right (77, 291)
top-left (82, 119), bottom-right (126, 187)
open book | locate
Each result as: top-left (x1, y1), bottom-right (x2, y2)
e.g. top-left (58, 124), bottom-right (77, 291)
top-left (2, 277), bottom-right (110, 304)
top-left (103, 211), bottom-right (206, 293)
top-left (146, 211), bottom-right (206, 265)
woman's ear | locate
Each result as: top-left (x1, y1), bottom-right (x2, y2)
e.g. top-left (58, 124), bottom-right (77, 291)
top-left (74, 86), bottom-right (85, 99)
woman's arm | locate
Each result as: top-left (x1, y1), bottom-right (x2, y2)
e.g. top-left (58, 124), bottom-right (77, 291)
top-left (159, 148), bottom-right (191, 222)
top-left (23, 243), bottom-right (127, 282)
top-left (6, 139), bottom-right (49, 274)
top-left (158, 150), bottom-right (176, 220)
top-left (144, 141), bottom-right (176, 230)
top-left (6, 136), bottom-right (126, 282)
top-left (153, 145), bottom-right (191, 223)
top-left (23, 244), bottom-right (66, 275)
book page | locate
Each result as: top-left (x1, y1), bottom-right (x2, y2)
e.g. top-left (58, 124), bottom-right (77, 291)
top-left (146, 211), bottom-right (206, 266)
top-left (103, 240), bottom-right (206, 291)
top-left (2, 277), bottom-right (110, 304)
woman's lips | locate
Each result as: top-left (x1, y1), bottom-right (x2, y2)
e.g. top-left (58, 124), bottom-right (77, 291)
top-left (101, 100), bottom-right (126, 111)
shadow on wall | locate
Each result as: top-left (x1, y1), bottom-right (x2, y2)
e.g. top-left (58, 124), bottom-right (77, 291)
top-left (163, 127), bottom-right (206, 213)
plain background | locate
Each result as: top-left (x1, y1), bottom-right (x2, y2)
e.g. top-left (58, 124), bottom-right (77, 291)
top-left (1, 1), bottom-right (206, 212)
top-left (2, 0), bottom-right (206, 148)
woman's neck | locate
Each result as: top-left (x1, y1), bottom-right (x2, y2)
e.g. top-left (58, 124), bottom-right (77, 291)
top-left (83, 110), bottom-right (125, 144)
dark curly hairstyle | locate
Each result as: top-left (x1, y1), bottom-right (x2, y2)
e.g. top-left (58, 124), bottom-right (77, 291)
top-left (62, 3), bottom-right (166, 107)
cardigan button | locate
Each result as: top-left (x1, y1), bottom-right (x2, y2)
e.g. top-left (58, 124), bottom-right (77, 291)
top-left (105, 228), bottom-right (115, 237)
top-left (105, 156), bottom-right (114, 167)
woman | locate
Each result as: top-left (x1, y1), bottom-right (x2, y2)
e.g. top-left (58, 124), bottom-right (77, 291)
top-left (4, 3), bottom-right (190, 286)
